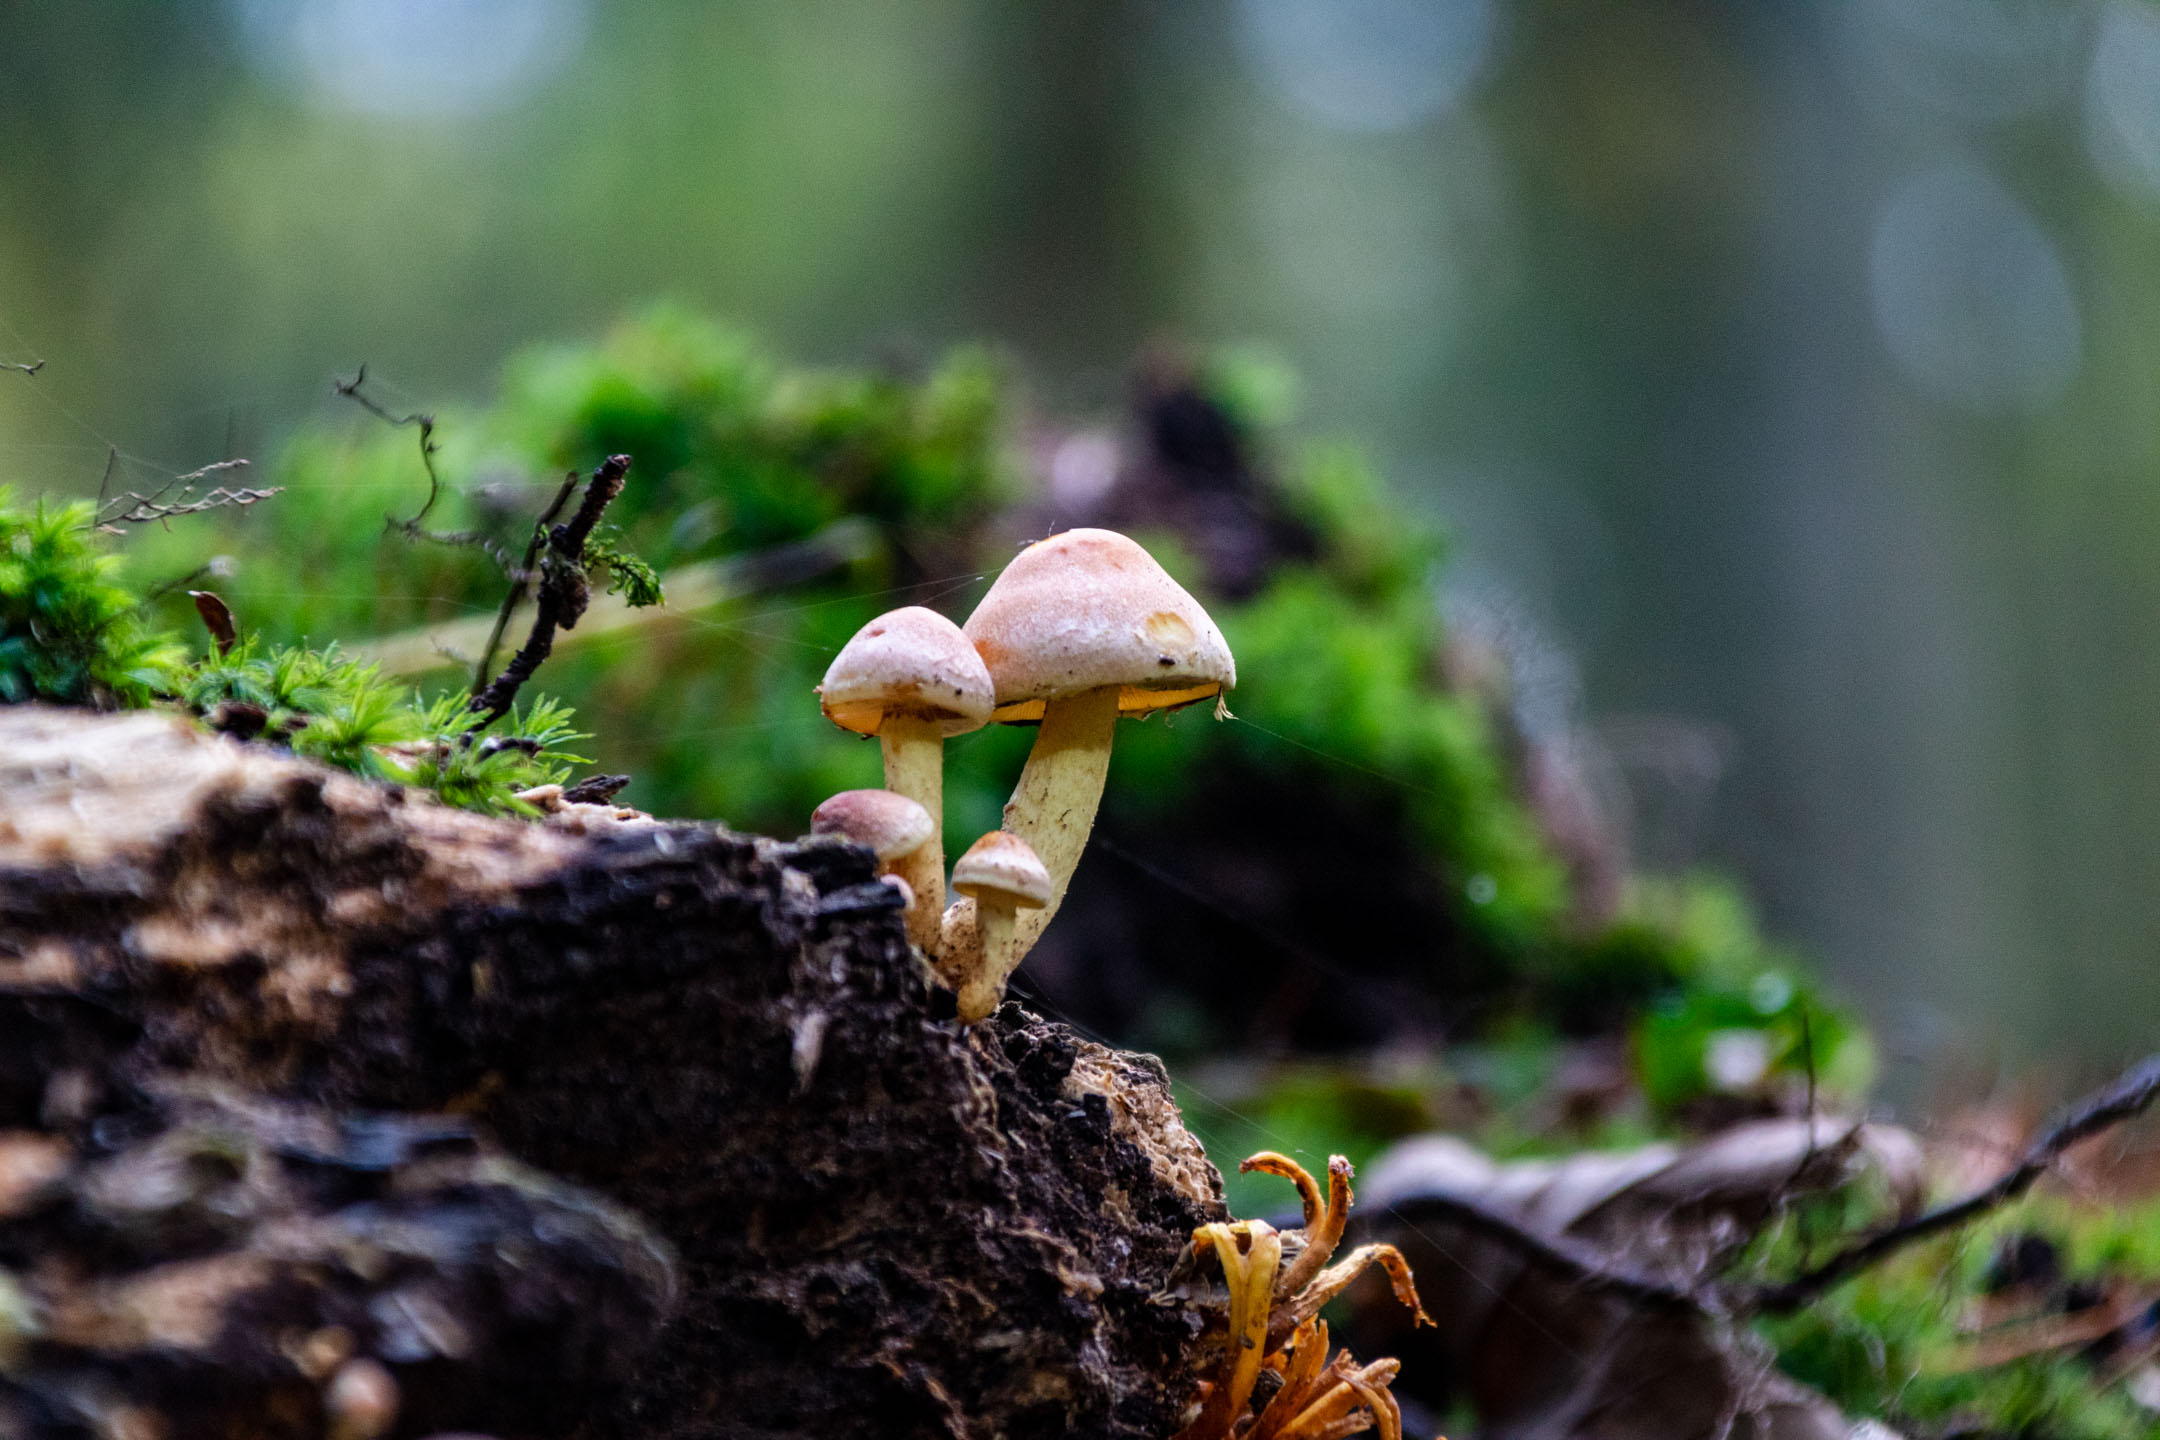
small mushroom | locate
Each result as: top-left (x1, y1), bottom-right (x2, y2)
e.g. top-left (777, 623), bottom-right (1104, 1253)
top-left (819, 607), bottom-right (995, 944)
top-left (948, 831), bottom-right (1053, 1021)
top-left (953, 529), bottom-right (1234, 958)
top-left (810, 790), bottom-right (940, 943)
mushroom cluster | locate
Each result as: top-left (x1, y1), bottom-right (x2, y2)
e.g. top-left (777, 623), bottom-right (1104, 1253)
top-left (812, 528), bottom-right (1235, 1022)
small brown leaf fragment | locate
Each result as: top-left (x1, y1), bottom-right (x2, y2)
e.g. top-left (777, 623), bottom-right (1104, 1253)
top-left (188, 591), bottom-right (237, 655)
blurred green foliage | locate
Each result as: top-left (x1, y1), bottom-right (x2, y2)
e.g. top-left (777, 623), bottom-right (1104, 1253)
top-left (1616, 877), bottom-right (1875, 1113)
top-left (1758, 1190), bottom-right (2160, 1440)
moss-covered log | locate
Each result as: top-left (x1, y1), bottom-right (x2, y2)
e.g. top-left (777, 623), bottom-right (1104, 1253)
top-left (0, 706), bottom-right (1226, 1439)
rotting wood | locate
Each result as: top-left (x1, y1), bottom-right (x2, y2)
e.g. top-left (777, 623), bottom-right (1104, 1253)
top-left (0, 705), bottom-right (1228, 1439)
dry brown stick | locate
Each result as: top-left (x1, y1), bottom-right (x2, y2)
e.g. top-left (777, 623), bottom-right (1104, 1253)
top-left (472, 472), bottom-right (581, 692)
top-left (467, 454), bottom-right (631, 727)
top-left (1750, 1053), bottom-right (2160, 1314)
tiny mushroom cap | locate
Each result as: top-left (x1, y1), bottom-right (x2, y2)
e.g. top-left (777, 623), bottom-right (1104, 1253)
top-left (951, 830), bottom-right (1054, 909)
top-left (811, 789), bottom-right (934, 863)
top-left (963, 528), bottom-right (1236, 723)
top-left (819, 606), bottom-right (995, 737)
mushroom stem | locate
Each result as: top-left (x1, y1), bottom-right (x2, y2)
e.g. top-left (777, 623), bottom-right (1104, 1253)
top-left (957, 899), bottom-right (1019, 1022)
top-left (879, 716), bottom-right (946, 946)
top-left (1000, 684), bottom-right (1119, 950)
top-left (887, 840), bottom-right (944, 952)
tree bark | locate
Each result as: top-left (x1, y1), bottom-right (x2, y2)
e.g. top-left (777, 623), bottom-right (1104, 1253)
top-left (0, 706), bottom-right (1226, 1439)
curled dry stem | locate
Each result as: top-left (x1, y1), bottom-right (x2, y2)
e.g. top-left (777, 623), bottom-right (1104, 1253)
top-left (1267, 1244), bottom-right (1430, 1355)
top-left (1175, 1154), bottom-right (1436, 1440)
top-left (1243, 1152), bottom-right (1352, 1297)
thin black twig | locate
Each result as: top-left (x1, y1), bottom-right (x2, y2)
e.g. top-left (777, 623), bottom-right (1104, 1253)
top-left (1750, 1053), bottom-right (2160, 1313)
top-left (334, 365), bottom-right (502, 555)
top-left (94, 446), bottom-right (116, 514)
top-left (140, 561), bottom-right (221, 607)
top-left (468, 454), bottom-right (632, 727)
top-left (473, 471), bottom-right (581, 693)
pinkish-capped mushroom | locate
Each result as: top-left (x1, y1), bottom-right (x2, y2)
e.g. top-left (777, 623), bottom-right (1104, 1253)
top-left (819, 607), bottom-right (994, 945)
top-left (948, 529), bottom-right (1233, 961)
top-left (947, 831), bottom-right (1053, 1021)
top-left (811, 789), bottom-right (939, 945)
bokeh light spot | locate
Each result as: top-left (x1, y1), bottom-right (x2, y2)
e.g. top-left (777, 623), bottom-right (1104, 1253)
top-left (2085, 1), bottom-right (2160, 203)
top-left (1235, 0), bottom-right (1495, 133)
top-left (233, 0), bottom-right (589, 119)
top-left (1868, 163), bottom-right (2080, 413)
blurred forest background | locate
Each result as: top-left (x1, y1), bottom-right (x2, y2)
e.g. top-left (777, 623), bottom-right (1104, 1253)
top-left (9, 0), bottom-right (2160, 1095)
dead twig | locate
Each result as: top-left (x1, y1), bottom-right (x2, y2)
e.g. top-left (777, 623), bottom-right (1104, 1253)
top-left (334, 366), bottom-right (508, 564)
top-left (97, 459), bottom-right (279, 528)
top-left (1750, 1054), bottom-right (2160, 1313)
top-left (473, 472), bottom-right (581, 692)
top-left (468, 454), bottom-right (632, 727)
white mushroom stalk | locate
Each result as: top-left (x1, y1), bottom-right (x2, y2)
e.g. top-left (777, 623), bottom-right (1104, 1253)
top-left (818, 607), bottom-right (994, 950)
top-left (949, 528), bottom-right (1235, 977)
top-left (948, 831), bottom-right (1053, 1022)
top-left (810, 789), bottom-right (940, 939)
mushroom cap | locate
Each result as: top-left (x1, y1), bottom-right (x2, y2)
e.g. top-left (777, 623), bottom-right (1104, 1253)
top-left (951, 831), bottom-right (1054, 908)
top-left (819, 607), bottom-right (995, 737)
top-left (810, 789), bottom-right (935, 861)
top-left (963, 528), bottom-right (1235, 723)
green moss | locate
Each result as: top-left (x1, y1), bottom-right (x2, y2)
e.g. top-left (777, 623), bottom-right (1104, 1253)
top-left (0, 490), bottom-right (182, 707)
top-left (1, 494), bottom-right (586, 818)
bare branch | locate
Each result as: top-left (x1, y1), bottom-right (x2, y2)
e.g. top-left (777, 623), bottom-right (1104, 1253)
top-left (473, 472), bottom-right (580, 692)
top-left (334, 364), bottom-right (485, 547)
top-left (97, 459), bottom-right (279, 528)
top-left (468, 454), bottom-right (632, 727)
top-left (1750, 1054), bottom-right (2160, 1313)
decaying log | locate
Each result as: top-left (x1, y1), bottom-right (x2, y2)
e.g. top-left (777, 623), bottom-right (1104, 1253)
top-left (0, 706), bottom-right (1227, 1438)
top-left (0, 1080), bottom-right (675, 1438)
